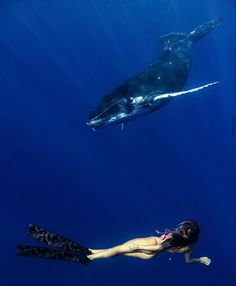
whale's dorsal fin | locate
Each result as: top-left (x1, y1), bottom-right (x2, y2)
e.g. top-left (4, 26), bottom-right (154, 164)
top-left (159, 32), bottom-right (188, 45)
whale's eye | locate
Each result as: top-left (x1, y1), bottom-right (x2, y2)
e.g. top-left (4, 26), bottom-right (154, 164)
top-left (155, 99), bottom-right (162, 106)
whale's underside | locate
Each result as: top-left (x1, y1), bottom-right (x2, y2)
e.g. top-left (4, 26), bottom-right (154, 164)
top-left (87, 18), bottom-right (222, 130)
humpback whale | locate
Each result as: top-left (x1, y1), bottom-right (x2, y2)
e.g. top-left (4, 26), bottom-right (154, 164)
top-left (87, 18), bottom-right (221, 130)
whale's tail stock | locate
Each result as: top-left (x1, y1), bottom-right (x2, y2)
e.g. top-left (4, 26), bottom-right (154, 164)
top-left (188, 18), bottom-right (222, 45)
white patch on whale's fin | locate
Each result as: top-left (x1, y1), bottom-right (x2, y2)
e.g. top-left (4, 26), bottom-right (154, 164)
top-left (153, 81), bottom-right (219, 102)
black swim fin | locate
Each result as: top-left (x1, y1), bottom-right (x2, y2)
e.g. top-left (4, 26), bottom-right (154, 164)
top-left (16, 244), bottom-right (90, 265)
top-left (28, 224), bottom-right (91, 255)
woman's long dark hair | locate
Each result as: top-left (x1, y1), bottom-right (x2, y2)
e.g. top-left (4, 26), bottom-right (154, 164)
top-left (161, 220), bottom-right (200, 250)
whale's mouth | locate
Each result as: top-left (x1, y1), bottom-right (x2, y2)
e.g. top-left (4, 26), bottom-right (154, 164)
top-left (87, 99), bottom-right (127, 130)
top-left (87, 108), bottom-right (108, 130)
top-left (87, 106), bottom-right (113, 130)
top-left (86, 120), bottom-right (97, 131)
top-left (86, 111), bottom-right (127, 130)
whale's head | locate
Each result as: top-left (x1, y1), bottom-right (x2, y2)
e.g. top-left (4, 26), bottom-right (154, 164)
top-left (87, 98), bottom-right (131, 130)
top-left (87, 94), bottom-right (151, 130)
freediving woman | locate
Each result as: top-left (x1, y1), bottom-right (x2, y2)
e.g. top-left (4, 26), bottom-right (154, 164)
top-left (17, 220), bottom-right (211, 266)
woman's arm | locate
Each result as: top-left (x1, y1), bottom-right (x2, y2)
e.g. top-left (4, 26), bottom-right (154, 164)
top-left (184, 251), bottom-right (211, 265)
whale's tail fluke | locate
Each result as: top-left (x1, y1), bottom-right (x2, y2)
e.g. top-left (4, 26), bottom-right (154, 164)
top-left (159, 18), bottom-right (222, 47)
top-left (188, 18), bottom-right (222, 45)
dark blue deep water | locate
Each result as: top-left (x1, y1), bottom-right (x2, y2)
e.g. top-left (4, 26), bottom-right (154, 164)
top-left (0, 1), bottom-right (235, 285)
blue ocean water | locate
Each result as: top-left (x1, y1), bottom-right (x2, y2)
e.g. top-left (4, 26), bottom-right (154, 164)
top-left (0, 0), bottom-right (235, 285)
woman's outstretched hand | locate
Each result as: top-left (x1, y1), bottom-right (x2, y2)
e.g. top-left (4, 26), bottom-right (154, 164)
top-left (199, 257), bottom-right (211, 266)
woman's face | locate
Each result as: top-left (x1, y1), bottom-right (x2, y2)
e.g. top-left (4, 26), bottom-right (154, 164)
top-left (178, 227), bottom-right (189, 239)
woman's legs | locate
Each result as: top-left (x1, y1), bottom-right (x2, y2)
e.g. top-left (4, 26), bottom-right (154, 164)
top-left (124, 252), bottom-right (155, 260)
top-left (88, 236), bottom-right (158, 261)
top-left (88, 244), bottom-right (131, 260)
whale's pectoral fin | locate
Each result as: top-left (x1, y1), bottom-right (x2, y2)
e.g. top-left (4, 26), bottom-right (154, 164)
top-left (160, 32), bottom-right (188, 45)
top-left (150, 82), bottom-right (219, 108)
